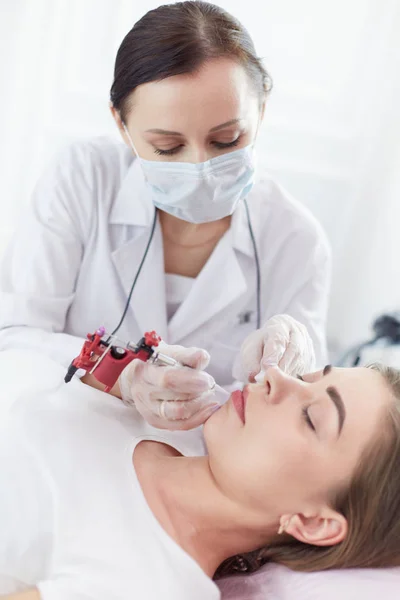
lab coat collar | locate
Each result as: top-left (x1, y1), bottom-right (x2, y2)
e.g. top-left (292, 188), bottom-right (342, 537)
top-left (109, 158), bottom-right (154, 227)
top-left (110, 161), bottom-right (256, 343)
top-left (167, 199), bottom-right (257, 342)
top-left (110, 157), bottom-right (258, 257)
top-left (168, 228), bottom-right (248, 343)
top-left (111, 216), bottom-right (169, 341)
top-left (230, 197), bottom-right (257, 258)
top-left (110, 216), bottom-right (249, 345)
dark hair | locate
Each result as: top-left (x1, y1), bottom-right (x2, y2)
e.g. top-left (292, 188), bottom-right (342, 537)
top-left (215, 364), bottom-right (400, 578)
top-left (110, 1), bottom-right (272, 121)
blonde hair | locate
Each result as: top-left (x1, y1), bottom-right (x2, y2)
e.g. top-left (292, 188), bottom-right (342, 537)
top-left (215, 364), bottom-right (400, 577)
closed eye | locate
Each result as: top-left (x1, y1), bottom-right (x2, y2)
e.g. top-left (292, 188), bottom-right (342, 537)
top-left (296, 376), bottom-right (315, 430)
top-left (212, 138), bottom-right (241, 149)
top-left (154, 145), bottom-right (183, 156)
top-left (302, 406), bottom-right (316, 431)
top-left (153, 137), bottom-right (242, 156)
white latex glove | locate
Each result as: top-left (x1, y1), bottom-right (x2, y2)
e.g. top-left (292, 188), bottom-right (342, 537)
top-left (118, 341), bottom-right (220, 430)
top-left (233, 314), bottom-right (316, 382)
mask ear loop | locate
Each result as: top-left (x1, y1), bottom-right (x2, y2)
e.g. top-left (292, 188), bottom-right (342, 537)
top-left (121, 121), bottom-right (140, 158)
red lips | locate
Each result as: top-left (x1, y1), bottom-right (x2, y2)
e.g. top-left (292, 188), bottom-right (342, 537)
top-left (231, 388), bottom-right (247, 424)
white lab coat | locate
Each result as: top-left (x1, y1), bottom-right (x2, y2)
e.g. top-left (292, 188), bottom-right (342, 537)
top-left (0, 137), bottom-right (331, 385)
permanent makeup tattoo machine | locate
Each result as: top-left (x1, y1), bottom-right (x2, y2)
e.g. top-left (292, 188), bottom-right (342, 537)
top-left (64, 327), bottom-right (178, 392)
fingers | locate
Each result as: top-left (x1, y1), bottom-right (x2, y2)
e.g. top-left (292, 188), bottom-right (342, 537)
top-left (260, 330), bottom-right (289, 371)
top-left (137, 361), bottom-right (215, 394)
top-left (169, 403), bottom-right (220, 431)
top-left (236, 329), bottom-right (264, 381)
top-left (277, 321), bottom-right (316, 376)
top-left (118, 336), bottom-right (218, 433)
top-left (234, 314), bottom-right (316, 383)
top-left (276, 323), bottom-right (302, 374)
top-left (157, 341), bottom-right (210, 370)
top-left (137, 399), bottom-right (220, 431)
top-left (160, 391), bottom-right (217, 420)
top-left (133, 384), bottom-right (226, 429)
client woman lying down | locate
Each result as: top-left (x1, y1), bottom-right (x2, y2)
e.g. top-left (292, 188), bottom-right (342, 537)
top-left (0, 350), bottom-right (399, 600)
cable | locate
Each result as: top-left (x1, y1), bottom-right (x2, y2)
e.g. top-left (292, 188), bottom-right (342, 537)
top-left (244, 198), bottom-right (261, 329)
top-left (108, 209), bottom-right (158, 339)
top-left (109, 201), bottom-right (261, 340)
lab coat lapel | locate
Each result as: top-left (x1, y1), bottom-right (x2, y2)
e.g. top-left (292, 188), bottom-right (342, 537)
top-left (168, 229), bottom-right (247, 343)
top-left (111, 220), bottom-right (168, 340)
top-left (110, 159), bottom-right (168, 340)
top-left (110, 162), bottom-right (255, 343)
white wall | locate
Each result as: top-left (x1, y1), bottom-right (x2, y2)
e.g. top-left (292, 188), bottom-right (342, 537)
top-left (1, 0), bottom-right (399, 356)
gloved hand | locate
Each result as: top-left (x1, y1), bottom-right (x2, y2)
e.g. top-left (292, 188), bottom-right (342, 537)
top-left (232, 314), bottom-right (316, 382)
top-left (118, 341), bottom-right (220, 430)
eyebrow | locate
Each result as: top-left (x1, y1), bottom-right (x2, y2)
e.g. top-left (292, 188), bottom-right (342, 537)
top-left (209, 118), bottom-right (243, 132)
top-left (145, 118), bottom-right (243, 137)
top-left (326, 386), bottom-right (346, 436)
top-left (322, 365), bottom-right (345, 436)
top-left (323, 364), bottom-right (332, 376)
top-left (145, 128), bottom-right (183, 136)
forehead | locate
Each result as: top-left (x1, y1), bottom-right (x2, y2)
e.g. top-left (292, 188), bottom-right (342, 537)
top-left (325, 367), bottom-right (390, 451)
top-left (324, 367), bottom-right (388, 403)
top-left (128, 58), bottom-right (258, 129)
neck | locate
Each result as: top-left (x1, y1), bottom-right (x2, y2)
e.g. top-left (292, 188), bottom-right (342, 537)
top-left (139, 452), bottom-right (276, 577)
top-left (159, 211), bottom-right (231, 248)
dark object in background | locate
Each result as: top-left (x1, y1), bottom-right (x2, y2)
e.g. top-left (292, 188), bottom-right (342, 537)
top-left (337, 312), bottom-right (400, 367)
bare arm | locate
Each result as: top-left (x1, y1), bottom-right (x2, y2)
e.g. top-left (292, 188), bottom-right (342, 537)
top-left (81, 372), bottom-right (121, 397)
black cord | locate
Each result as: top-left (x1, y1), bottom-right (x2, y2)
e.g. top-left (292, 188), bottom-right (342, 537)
top-left (244, 198), bottom-right (261, 329)
top-left (109, 201), bottom-right (260, 339)
top-left (108, 209), bottom-right (158, 339)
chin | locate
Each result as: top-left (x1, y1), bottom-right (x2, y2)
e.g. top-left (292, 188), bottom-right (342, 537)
top-left (203, 403), bottom-right (229, 450)
top-left (203, 410), bottom-right (217, 433)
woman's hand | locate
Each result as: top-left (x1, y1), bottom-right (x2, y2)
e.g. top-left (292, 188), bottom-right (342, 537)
top-left (118, 342), bottom-right (220, 430)
top-left (233, 314), bottom-right (316, 382)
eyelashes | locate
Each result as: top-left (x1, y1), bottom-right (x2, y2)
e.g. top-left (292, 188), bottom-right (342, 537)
top-left (297, 375), bottom-right (316, 432)
top-left (212, 138), bottom-right (241, 150)
top-left (302, 406), bottom-right (316, 431)
top-left (153, 137), bottom-right (241, 156)
top-left (154, 145), bottom-right (184, 156)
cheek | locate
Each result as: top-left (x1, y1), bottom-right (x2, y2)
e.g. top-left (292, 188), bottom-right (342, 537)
top-left (204, 409), bottom-right (261, 498)
top-left (269, 443), bottom-right (345, 510)
top-left (203, 402), bottom-right (238, 456)
top-left (204, 405), bottom-right (339, 511)
top-left (204, 411), bottom-right (309, 507)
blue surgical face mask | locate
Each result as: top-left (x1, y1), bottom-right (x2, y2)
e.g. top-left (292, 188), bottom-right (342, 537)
top-left (122, 123), bottom-right (257, 224)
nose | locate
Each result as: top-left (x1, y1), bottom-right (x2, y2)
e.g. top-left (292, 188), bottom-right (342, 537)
top-left (263, 366), bottom-right (306, 405)
top-left (190, 146), bottom-right (209, 164)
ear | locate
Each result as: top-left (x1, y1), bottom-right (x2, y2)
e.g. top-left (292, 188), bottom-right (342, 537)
top-left (109, 102), bottom-right (131, 147)
top-left (280, 511), bottom-right (347, 547)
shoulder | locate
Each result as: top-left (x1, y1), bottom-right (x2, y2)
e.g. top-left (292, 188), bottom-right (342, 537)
top-left (47, 135), bottom-right (133, 183)
top-left (30, 136), bottom-right (134, 237)
top-left (251, 173), bottom-right (331, 262)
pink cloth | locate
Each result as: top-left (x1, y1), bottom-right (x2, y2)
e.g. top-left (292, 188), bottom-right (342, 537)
top-left (217, 563), bottom-right (400, 600)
